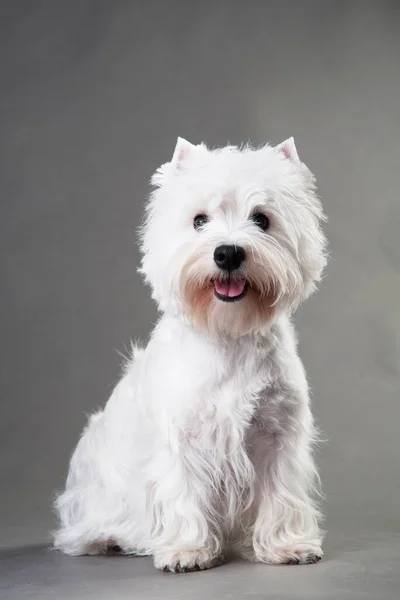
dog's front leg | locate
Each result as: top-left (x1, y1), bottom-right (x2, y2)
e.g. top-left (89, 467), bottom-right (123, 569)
top-left (250, 388), bottom-right (323, 565)
top-left (148, 441), bottom-right (224, 573)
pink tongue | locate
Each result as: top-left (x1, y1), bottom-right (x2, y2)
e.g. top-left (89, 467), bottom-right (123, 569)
top-left (214, 278), bottom-right (245, 298)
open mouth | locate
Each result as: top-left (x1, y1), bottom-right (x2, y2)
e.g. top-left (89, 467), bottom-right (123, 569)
top-left (213, 278), bottom-right (248, 302)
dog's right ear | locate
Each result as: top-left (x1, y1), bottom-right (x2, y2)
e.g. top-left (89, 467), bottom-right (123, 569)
top-left (151, 137), bottom-right (200, 188)
top-left (171, 137), bottom-right (197, 169)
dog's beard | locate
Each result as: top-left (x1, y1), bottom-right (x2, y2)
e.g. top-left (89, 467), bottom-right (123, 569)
top-left (178, 242), bottom-right (304, 337)
top-left (183, 280), bottom-right (274, 337)
top-left (180, 267), bottom-right (275, 338)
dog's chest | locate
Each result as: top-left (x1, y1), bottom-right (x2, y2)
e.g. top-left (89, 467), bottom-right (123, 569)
top-left (194, 339), bottom-right (277, 442)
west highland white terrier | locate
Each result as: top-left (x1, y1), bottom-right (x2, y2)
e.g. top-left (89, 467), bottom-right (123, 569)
top-left (54, 137), bottom-right (327, 572)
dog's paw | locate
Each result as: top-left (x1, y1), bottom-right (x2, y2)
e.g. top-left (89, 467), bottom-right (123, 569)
top-left (154, 548), bottom-right (223, 573)
top-left (256, 543), bottom-right (323, 566)
top-left (284, 552), bottom-right (322, 565)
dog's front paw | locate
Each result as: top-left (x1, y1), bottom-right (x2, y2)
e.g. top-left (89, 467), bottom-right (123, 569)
top-left (256, 542), bottom-right (323, 566)
top-left (277, 545), bottom-right (323, 565)
top-left (284, 552), bottom-right (322, 565)
top-left (154, 548), bottom-right (224, 573)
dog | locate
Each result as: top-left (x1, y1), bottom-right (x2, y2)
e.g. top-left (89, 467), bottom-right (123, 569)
top-left (54, 137), bottom-right (327, 572)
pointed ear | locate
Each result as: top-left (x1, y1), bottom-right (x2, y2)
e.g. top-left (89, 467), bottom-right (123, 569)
top-left (150, 137), bottom-right (199, 188)
top-left (171, 137), bottom-right (197, 169)
top-left (275, 137), bottom-right (300, 163)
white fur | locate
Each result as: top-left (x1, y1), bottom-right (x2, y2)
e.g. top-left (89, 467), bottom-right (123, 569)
top-left (54, 138), bottom-right (327, 572)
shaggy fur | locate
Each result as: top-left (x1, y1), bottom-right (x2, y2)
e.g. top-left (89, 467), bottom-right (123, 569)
top-left (54, 137), bottom-right (327, 572)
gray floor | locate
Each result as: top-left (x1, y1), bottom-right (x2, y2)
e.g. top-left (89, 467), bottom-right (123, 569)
top-left (1, 1), bottom-right (400, 598)
top-left (1, 529), bottom-right (400, 600)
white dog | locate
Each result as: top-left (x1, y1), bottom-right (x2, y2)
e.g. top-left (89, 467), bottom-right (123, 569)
top-left (54, 137), bottom-right (327, 572)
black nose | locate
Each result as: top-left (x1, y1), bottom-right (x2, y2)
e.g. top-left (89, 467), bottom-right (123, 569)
top-left (214, 244), bottom-right (246, 272)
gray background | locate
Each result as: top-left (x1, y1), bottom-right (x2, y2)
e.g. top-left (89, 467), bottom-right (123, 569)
top-left (0, 1), bottom-right (399, 598)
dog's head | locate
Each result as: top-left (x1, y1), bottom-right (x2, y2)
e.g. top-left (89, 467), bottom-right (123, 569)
top-left (139, 138), bottom-right (327, 336)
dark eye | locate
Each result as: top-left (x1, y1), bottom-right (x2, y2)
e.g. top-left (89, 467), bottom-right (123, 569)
top-left (193, 214), bottom-right (209, 230)
top-left (251, 213), bottom-right (270, 231)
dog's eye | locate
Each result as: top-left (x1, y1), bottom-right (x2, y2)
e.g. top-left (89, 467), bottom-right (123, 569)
top-left (193, 214), bottom-right (209, 230)
top-left (251, 213), bottom-right (270, 231)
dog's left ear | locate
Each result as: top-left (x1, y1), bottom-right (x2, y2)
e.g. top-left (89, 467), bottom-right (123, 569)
top-left (171, 137), bottom-right (197, 169)
top-left (275, 137), bottom-right (300, 163)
